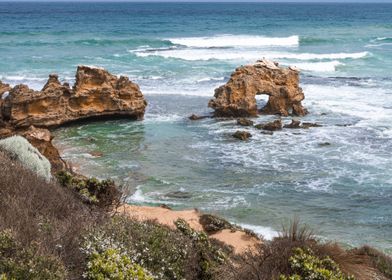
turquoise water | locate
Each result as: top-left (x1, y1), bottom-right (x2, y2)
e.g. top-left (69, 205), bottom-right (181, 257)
top-left (1, 2), bottom-right (392, 252)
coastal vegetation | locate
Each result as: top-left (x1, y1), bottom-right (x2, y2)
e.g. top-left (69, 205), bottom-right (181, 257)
top-left (0, 147), bottom-right (391, 280)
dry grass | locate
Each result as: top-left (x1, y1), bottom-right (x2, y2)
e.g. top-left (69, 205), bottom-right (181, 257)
top-left (217, 218), bottom-right (388, 280)
top-left (0, 150), bottom-right (105, 279)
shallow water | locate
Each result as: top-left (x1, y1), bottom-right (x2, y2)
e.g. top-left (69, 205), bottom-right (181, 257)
top-left (1, 2), bottom-right (392, 252)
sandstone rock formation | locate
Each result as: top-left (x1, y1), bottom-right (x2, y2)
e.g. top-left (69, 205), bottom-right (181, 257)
top-left (0, 66), bottom-right (146, 172)
top-left (1, 66), bottom-right (147, 129)
top-left (209, 59), bottom-right (307, 117)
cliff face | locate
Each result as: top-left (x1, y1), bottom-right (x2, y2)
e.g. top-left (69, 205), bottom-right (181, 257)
top-left (208, 59), bottom-right (307, 117)
top-left (1, 66), bottom-right (147, 128)
top-left (0, 66), bottom-right (147, 172)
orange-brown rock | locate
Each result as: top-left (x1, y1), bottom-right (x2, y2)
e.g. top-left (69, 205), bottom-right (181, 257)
top-left (1, 66), bottom-right (147, 128)
top-left (21, 126), bottom-right (67, 173)
top-left (208, 59), bottom-right (308, 117)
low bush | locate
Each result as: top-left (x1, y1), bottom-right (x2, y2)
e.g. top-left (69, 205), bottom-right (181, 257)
top-left (199, 214), bottom-right (233, 234)
top-left (279, 247), bottom-right (354, 280)
top-left (0, 229), bottom-right (66, 280)
top-left (81, 216), bottom-right (229, 280)
top-left (57, 171), bottom-right (122, 209)
top-left (353, 245), bottom-right (392, 279)
top-left (0, 135), bottom-right (51, 181)
top-left (83, 248), bottom-right (153, 280)
top-left (217, 219), bottom-right (358, 280)
top-left (0, 151), bottom-right (103, 279)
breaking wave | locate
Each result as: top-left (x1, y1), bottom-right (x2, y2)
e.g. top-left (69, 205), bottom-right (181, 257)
top-left (168, 35), bottom-right (300, 48)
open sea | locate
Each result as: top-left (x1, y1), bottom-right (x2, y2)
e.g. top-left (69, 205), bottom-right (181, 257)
top-left (1, 2), bottom-right (392, 252)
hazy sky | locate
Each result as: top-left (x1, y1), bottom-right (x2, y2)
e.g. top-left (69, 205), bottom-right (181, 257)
top-left (2, 0), bottom-right (392, 2)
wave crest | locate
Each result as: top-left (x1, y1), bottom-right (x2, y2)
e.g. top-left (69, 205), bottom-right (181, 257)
top-left (168, 35), bottom-right (299, 48)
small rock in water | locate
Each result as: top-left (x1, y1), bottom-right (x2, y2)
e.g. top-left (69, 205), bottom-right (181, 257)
top-left (237, 118), bottom-right (254, 126)
top-left (160, 204), bottom-right (172, 210)
top-left (255, 119), bottom-right (282, 131)
top-left (284, 119), bottom-right (301, 129)
top-left (166, 191), bottom-right (192, 199)
top-left (318, 142), bottom-right (331, 147)
top-left (261, 131), bottom-right (274, 135)
top-left (189, 114), bottom-right (207, 121)
top-left (232, 130), bottom-right (252, 140)
top-left (301, 122), bottom-right (322, 129)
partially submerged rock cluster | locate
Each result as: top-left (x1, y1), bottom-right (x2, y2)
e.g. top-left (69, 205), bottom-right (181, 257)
top-left (209, 59), bottom-right (308, 117)
top-left (233, 118), bottom-right (321, 140)
top-left (0, 66), bottom-right (147, 172)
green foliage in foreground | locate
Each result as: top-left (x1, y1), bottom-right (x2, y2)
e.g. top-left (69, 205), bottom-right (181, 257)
top-left (56, 171), bottom-right (121, 208)
top-left (84, 248), bottom-right (153, 280)
top-left (0, 230), bottom-right (66, 280)
top-left (280, 248), bottom-right (354, 280)
top-left (175, 218), bottom-right (226, 280)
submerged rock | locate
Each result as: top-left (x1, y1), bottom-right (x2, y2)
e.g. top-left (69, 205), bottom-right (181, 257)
top-left (237, 118), bottom-right (254, 126)
top-left (0, 66), bottom-right (147, 128)
top-left (284, 119), bottom-right (302, 129)
top-left (255, 119), bottom-right (282, 131)
top-left (232, 130), bottom-right (252, 140)
top-left (189, 114), bottom-right (208, 121)
top-left (209, 59), bottom-right (307, 117)
top-left (284, 119), bottom-right (322, 129)
top-left (301, 122), bottom-right (322, 129)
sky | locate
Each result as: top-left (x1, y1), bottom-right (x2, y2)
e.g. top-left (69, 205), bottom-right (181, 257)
top-left (1, 0), bottom-right (392, 2)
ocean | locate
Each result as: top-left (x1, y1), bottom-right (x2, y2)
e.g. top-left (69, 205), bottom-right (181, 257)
top-left (1, 2), bottom-right (391, 252)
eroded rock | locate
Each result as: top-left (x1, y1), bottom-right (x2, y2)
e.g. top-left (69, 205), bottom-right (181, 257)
top-left (283, 119), bottom-right (302, 129)
top-left (237, 118), bottom-right (254, 127)
top-left (0, 66), bottom-right (146, 172)
top-left (189, 114), bottom-right (208, 121)
top-left (1, 66), bottom-right (147, 128)
top-left (22, 126), bottom-right (66, 173)
top-left (255, 119), bottom-right (282, 131)
top-left (209, 59), bottom-right (307, 117)
top-left (232, 130), bottom-right (252, 141)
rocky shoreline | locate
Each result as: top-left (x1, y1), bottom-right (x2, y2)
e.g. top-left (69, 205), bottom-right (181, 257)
top-left (1, 61), bottom-right (391, 279)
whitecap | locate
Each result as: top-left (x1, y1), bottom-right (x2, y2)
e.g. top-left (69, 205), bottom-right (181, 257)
top-left (134, 48), bottom-right (369, 63)
top-left (292, 61), bottom-right (342, 72)
top-left (168, 35), bottom-right (300, 48)
top-left (237, 223), bottom-right (279, 240)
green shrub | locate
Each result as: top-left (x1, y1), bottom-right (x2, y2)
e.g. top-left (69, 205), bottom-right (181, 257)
top-left (199, 214), bottom-right (233, 234)
top-left (81, 216), bottom-right (229, 280)
top-left (84, 248), bottom-right (153, 280)
top-left (175, 219), bottom-right (226, 280)
top-left (0, 229), bottom-right (66, 280)
top-left (280, 248), bottom-right (354, 280)
top-left (56, 171), bottom-right (121, 209)
top-left (0, 136), bottom-right (51, 181)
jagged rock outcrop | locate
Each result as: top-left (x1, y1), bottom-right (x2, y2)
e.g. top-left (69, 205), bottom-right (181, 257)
top-left (209, 59), bottom-right (307, 117)
top-left (0, 66), bottom-right (146, 172)
top-left (1, 66), bottom-right (147, 128)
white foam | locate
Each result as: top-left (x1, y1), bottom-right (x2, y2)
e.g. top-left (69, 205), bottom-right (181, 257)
top-left (196, 77), bottom-right (225, 83)
top-left (292, 61), bottom-right (342, 72)
top-left (237, 223), bottom-right (279, 240)
top-left (168, 35), bottom-right (299, 48)
top-left (134, 48), bottom-right (369, 63)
